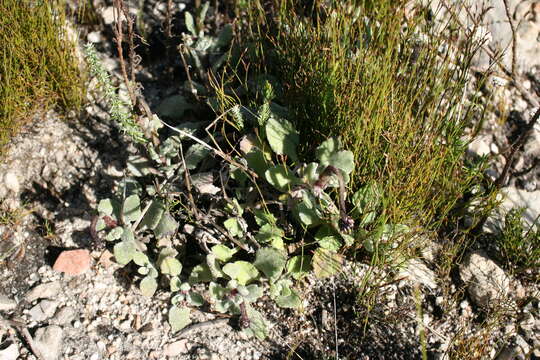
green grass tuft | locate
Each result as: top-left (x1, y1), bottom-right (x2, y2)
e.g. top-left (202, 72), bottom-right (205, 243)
top-left (0, 0), bottom-right (84, 155)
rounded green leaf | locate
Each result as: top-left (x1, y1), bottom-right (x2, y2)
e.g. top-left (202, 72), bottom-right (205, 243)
top-left (105, 227), bottom-right (124, 242)
top-left (265, 116), bottom-right (299, 161)
top-left (222, 261), bottom-right (259, 285)
top-left (154, 212), bottom-right (178, 239)
top-left (170, 276), bottom-right (181, 291)
top-left (168, 306), bottom-right (191, 333)
top-left (253, 247), bottom-right (286, 281)
top-left (264, 165), bottom-right (299, 192)
top-left (132, 251), bottom-right (149, 266)
top-left (97, 199), bottom-right (114, 216)
top-left (113, 240), bottom-right (136, 265)
top-left (286, 255), bottom-right (312, 280)
top-left (186, 292), bottom-right (204, 306)
top-left (211, 244), bottom-right (238, 262)
top-left (223, 218), bottom-right (243, 237)
top-left (188, 263), bottom-right (214, 284)
top-left (123, 195), bottom-right (141, 223)
top-left (139, 276), bottom-right (158, 297)
top-left (160, 257), bottom-right (182, 276)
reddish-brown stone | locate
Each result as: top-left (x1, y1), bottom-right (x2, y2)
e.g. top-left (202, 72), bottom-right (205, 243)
top-left (53, 249), bottom-right (91, 276)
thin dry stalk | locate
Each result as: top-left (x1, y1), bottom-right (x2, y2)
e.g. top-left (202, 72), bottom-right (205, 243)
top-left (502, 0), bottom-right (517, 75)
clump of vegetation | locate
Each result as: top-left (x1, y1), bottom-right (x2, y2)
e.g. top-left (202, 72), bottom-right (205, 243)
top-left (231, 0), bottom-right (490, 235)
top-left (85, 0), bottom-right (498, 350)
top-left (493, 208), bottom-right (540, 282)
top-left (0, 0), bottom-right (84, 154)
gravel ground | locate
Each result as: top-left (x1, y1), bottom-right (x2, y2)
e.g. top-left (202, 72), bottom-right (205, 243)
top-left (1, 1), bottom-right (540, 359)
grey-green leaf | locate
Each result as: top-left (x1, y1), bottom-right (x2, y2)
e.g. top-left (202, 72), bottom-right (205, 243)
top-left (140, 276), bottom-right (158, 297)
top-left (139, 200), bottom-right (166, 231)
top-left (123, 195), bottom-right (141, 223)
top-left (154, 212), bottom-right (178, 239)
top-left (287, 255), bottom-right (312, 280)
top-left (265, 116), bottom-right (299, 161)
top-left (113, 240), bottom-right (136, 265)
top-left (222, 261), bottom-right (259, 285)
top-left (223, 218), bottom-right (243, 237)
top-left (185, 12), bottom-right (196, 35)
top-left (168, 306), bottom-right (191, 333)
top-left (160, 257), bottom-right (182, 276)
top-left (253, 247), bottom-right (286, 281)
top-left (264, 165), bottom-right (299, 192)
top-left (211, 244), bottom-right (238, 262)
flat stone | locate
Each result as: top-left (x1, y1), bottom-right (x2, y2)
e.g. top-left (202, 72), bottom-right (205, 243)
top-left (399, 259), bottom-right (437, 290)
top-left (460, 250), bottom-right (511, 308)
top-left (164, 339), bottom-right (190, 357)
top-left (25, 281), bottom-right (62, 303)
top-left (0, 343), bottom-right (19, 360)
top-left (53, 249), bottom-right (91, 276)
top-left (34, 325), bottom-right (63, 360)
top-left (0, 294), bottom-right (17, 311)
top-left (3, 172), bottom-right (19, 193)
top-left (52, 306), bottom-right (77, 325)
top-left (29, 303), bottom-right (47, 322)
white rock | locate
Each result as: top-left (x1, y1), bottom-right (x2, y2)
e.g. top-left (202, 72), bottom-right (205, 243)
top-left (0, 294), bottom-right (17, 311)
top-left (163, 339), bottom-right (189, 357)
top-left (4, 172), bottom-right (19, 193)
top-left (0, 343), bottom-right (19, 360)
top-left (34, 325), bottom-right (63, 360)
top-left (87, 31), bottom-right (101, 43)
top-left (460, 251), bottom-right (511, 308)
top-left (25, 281), bottom-right (62, 303)
top-left (468, 136), bottom-right (491, 157)
top-left (398, 259), bottom-right (437, 290)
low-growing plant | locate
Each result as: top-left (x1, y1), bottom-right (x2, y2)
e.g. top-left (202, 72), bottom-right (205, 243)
top-left (492, 208), bottom-right (540, 282)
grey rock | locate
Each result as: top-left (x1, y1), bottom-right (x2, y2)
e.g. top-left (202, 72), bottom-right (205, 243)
top-left (25, 281), bottom-right (61, 303)
top-left (0, 343), bottom-right (19, 360)
top-left (515, 334), bottom-right (530, 355)
top-left (52, 306), bottom-right (77, 325)
top-left (0, 294), bottom-right (17, 311)
top-left (34, 325), bottom-right (63, 360)
top-left (29, 303), bottom-right (47, 322)
top-left (398, 259), bottom-right (437, 290)
top-left (459, 251), bottom-right (511, 308)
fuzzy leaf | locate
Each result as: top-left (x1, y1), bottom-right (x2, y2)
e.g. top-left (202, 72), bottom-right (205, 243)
top-left (265, 117), bottom-right (299, 161)
top-left (140, 276), bottom-right (158, 297)
top-left (105, 227), bottom-right (124, 241)
top-left (132, 251), bottom-right (149, 266)
top-left (160, 257), bottom-right (182, 276)
top-left (139, 200), bottom-right (166, 231)
top-left (189, 263), bottom-right (214, 283)
top-left (206, 254), bottom-right (225, 279)
top-left (216, 24), bottom-right (233, 48)
top-left (223, 218), bottom-right (243, 237)
top-left (255, 223), bottom-right (284, 244)
top-left (244, 149), bottom-right (268, 177)
top-left (265, 165), bottom-right (299, 192)
top-left (244, 304), bottom-right (269, 340)
top-left (123, 195), bottom-right (141, 223)
top-left (222, 261), bottom-right (259, 285)
top-left (316, 138), bottom-right (354, 174)
top-left (315, 226), bottom-right (342, 251)
top-left (187, 292), bottom-right (204, 306)
top-left (170, 276), bottom-right (182, 291)
top-left (316, 138), bottom-right (340, 160)
top-left (253, 247), bottom-right (286, 281)
top-left (185, 11), bottom-right (196, 35)
top-left (209, 282), bottom-right (227, 300)
top-left (351, 182), bottom-right (383, 217)
top-left (243, 284), bottom-right (263, 303)
top-left (157, 95), bottom-right (193, 121)
top-left (127, 155), bottom-right (154, 177)
top-left (287, 255), bottom-right (312, 280)
top-left (169, 306), bottom-right (191, 333)
top-left (185, 143), bottom-right (210, 170)
top-left (211, 244), bottom-right (237, 262)
top-left (97, 199), bottom-right (114, 216)
top-left (253, 209), bottom-right (277, 226)
top-left (113, 240), bottom-right (136, 265)
top-left (154, 212), bottom-right (178, 238)
top-left (271, 280), bottom-right (301, 309)
top-left (312, 248), bottom-right (343, 278)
